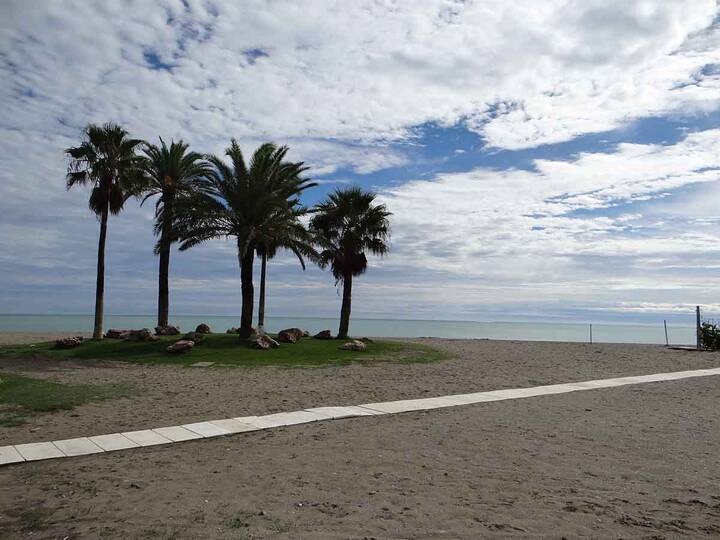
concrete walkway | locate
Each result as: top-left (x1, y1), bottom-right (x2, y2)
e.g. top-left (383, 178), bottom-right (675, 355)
top-left (2, 366), bottom-right (719, 466)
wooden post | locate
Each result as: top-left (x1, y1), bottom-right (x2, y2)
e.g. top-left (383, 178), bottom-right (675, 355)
top-left (696, 306), bottom-right (701, 350)
top-left (663, 319), bottom-right (669, 346)
top-left (589, 323), bottom-right (593, 344)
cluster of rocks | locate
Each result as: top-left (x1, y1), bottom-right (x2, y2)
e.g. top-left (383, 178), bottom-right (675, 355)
top-left (54, 336), bottom-right (84, 349)
top-left (155, 325), bottom-right (180, 336)
top-left (105, 328), bottom-right (158, 341)
top-left (252, 327), bottom-right (309, 349)
top-left (102, 322), bottom-right (215, 354)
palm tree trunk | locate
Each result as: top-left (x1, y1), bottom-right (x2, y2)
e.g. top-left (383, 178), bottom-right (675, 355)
top-left (157, 244), bottom-right (170, 328)
top-left (239, 248), bottom-right (255, 338)
top-left (93, 207), bottom-right (108, 339)
top-left (257, 252), bottom-right (267, 335)
top-left (337, 273), bottom-right (352, 339)
top-left (157, 201), bottom-right (172, 328)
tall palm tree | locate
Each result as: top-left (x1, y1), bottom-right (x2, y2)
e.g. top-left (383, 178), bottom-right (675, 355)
top-left (175, 140), bottom-right (315, 338)
top-left (65, 123), bottom-right (144, 339)
top-left (310, 187), bottom-right (391, 339)
top-left (255, 205), bottom-right (317, 335)
top-left (140, 139), bottom-right (211, 328)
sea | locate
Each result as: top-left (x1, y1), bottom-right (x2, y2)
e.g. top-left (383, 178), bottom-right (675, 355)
top-left (0, 314), bottom-right (696, 345)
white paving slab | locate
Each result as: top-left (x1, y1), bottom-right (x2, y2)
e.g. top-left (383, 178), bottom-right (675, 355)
top-left (209, 418), bottom-right (261, 433)
top-left (306, 406), bottom-right (372, 419)
top-left (190, 362), bottom-right (215, 367)
top-left (249, 410), bottom-right (327, 429)
top-left (122, 430), bottom-right (172, 447)
top-left (182, 422), bottom-right (231, 437)
top-left (153, 426), bottom-right (204, 442)
top-left (15, 442), bottom-right (64, 461)
top-left (0, 446), bottom-right (24, 465)
top-left (89, 433), bottom-right (139, 451)
top-left (53, 437), bottom-right (104, 457)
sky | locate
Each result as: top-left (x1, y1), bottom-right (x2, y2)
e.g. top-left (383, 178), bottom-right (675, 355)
top-left (2, 0), bottom-right (720, 325)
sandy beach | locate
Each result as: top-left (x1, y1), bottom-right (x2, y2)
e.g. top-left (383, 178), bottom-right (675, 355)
top-left (1, 335), bottom-right (720, 537)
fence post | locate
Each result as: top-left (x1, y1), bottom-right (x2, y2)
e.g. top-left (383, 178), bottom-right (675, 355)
top-left (589, 323), bottom-right (593, 344)
top-left (663, 319), bottom-right (669, 346)
top-left (696, 306), bottom-right (701, 350)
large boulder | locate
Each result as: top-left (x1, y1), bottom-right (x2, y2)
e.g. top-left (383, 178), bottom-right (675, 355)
top-left (183, 331), bottom-right (205, 343)
top-left (277, 330), bottom-right (298, 343)
top-left (166, 340), bottom-right (194, 354)
top-left (105, 329), bottom-right (129, 339)
top-left (314, 330), bottom-right (333, 340)
top-left (279, 328), bottom-right (305, 341)
top-left (55, 336), bottom-right (84, 349)
top-left (155, 325), bottom-right (181, 336)
top-left (254, 334), bottom-right (280, 350)
top-left (125, 328), bottom-right (159, 342)
top-left (339, 340), bottom-right (367, 352)
top-left (195, 323), bottom-right (211, 334)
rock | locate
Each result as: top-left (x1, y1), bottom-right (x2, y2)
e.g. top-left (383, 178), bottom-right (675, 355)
top-left (279, 328), bottom-right (305, 341)
top-left (155, 325), bottom-right (180, 336)
top-left (195, 323), bottom-right (211, 334)
top-left (277, 330), bottom-right (298, 343)
top-left (166, 340), bottom-right (194, 354)
top-left (302, 330), bottom-right (310, 337)
top-left (105, 329), bottom-right (129, 339)
top-left (226, 327), bottom-right (240, 334)
top-left (183, 332), bottom-right (204, 342)
top-left (339, 340), bottom-right (367, 352)
top-left (55, 336), bottom-right (84, 349)
top-left (360, 337), bottom-right (374, 344)
top-left (314, 330), bottom-right (333, 340)
top-left (254, 334), bottom-right (279, 349)
top-left (124, 328), bottom-right (158, 342)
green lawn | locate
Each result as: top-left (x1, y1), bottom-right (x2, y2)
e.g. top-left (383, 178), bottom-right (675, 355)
top-left (0, 372), bottom-right (132, 427)
top-left (0, 334), bottom-right (448, 368)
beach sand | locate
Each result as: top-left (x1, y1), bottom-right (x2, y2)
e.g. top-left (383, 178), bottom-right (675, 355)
top-left (1, 336), bottom-right (719, 537)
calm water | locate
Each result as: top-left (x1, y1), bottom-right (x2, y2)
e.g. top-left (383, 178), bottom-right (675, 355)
top-left (0, 314), bottom-right (695, 345)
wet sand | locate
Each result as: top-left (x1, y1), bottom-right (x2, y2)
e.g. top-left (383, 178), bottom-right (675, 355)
top-left (1, 336), bottom-right (719, 537)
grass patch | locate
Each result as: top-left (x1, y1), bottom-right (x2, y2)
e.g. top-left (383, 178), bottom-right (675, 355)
top-left (0, 334), bottom-right (448, 368)
top-left (0, 372), bottom-right (132, 426)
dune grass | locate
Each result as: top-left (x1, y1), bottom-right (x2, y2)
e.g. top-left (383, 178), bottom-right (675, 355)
top-left (0, 372), bottom-right (132, 427)
top-left (0, 334), bottom-right (448, 368)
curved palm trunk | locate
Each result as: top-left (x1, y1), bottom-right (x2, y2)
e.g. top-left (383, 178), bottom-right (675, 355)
top-left (257, 252), bottom-right (267, 336)
top-left (337, 273), bottom-right (352, 339)
top-left (157, 199), bottom-right (172, 328)
top-left (93, 207), bottom-right (109, 339)
top-left (239, 248), bottom-right (255, 338)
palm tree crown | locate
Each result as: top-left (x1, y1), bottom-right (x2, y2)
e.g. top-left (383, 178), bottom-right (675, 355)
top-left (66, 123), bottom-right (145, 216)
top-left (311, 187), bottom-right (391, 281)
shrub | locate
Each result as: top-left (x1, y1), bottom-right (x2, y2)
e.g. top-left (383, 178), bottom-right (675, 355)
top-left (700, 321), bottom-right (720, 350)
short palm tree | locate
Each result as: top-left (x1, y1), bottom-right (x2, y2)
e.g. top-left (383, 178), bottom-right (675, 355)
top-left (65, 123), bottom-right (144, 339)
top-left (256, 205), bottom-right (317, 335)
top-left (140, 139), bottom-right (211, 328)
top-left (175, 140), bottom-right (315, 338)
top-left (310, 187), bottom-right (391, 339)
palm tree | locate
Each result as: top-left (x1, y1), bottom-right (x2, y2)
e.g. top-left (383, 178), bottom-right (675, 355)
top-left (140, 139), bottom-right (211, 328)
top-left (310, 187), bottom-right (391, 339)
top-left (65, 123), bottom-right (144, 339)
top-left (175, 140), bottom-right (315, 338)
top-left (255, 205), bottom-right (317, 335)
